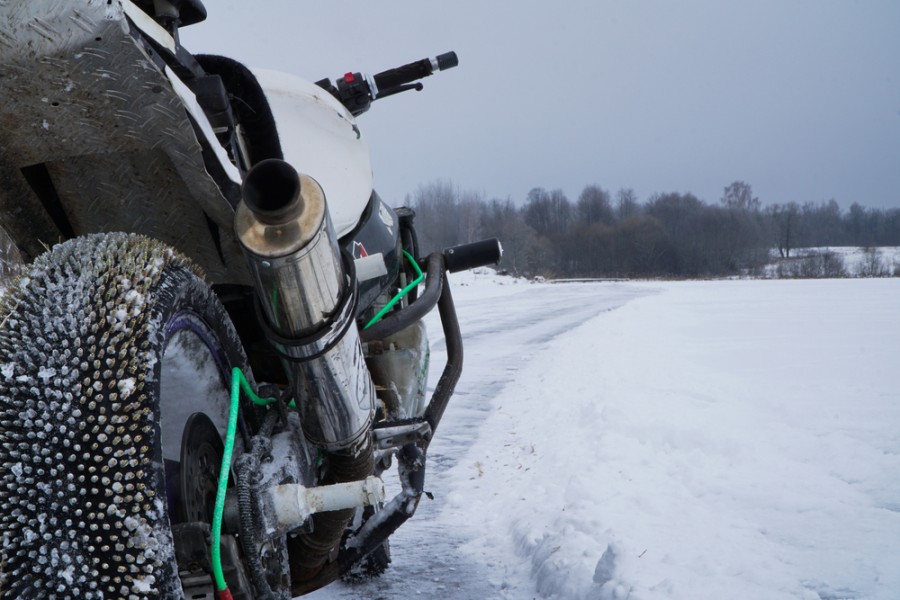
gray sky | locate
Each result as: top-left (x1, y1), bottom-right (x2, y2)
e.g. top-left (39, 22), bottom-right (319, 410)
top-left (183, 1), bottom-right (900, 210)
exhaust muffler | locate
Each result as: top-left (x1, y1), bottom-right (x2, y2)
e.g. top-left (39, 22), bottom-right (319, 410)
top-left (235, 159), bottom-right (374, 451)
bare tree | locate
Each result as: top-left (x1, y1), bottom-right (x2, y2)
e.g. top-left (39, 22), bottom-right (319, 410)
top-left (615, 188), bottom-right (640, 221)
top-left (523, 187), bottom-right (571, 237)
top-left (410, 180), bottom-right (459, 253)
top-left (457, 190), bottom-right (485, 244)
top-left (613, 215), bottom-right (675, 276)
top-left (858, 247), bottom-right (889, 278)
top-left (721, 181), bottom-right (760, 212)
top-left (767, 202), bottom-right (799, 258)
top-left (576, 185), bottom-right (615, 226)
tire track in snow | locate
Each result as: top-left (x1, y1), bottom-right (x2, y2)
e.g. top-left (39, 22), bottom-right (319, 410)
top-left (308, 281), bottom-right (652, 599)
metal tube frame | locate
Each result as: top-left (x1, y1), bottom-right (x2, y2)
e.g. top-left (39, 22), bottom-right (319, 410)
top-left (337, 253), bottom-right (463, 572)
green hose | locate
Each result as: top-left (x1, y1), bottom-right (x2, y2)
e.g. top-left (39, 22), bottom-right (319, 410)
top-left (363, 250), bottom-right (424, 330)
top-left (211, 368), bottom-right (277, 592)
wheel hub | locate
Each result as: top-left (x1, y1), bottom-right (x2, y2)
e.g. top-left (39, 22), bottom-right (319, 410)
top-left (179, 412), bottom-right (225, 524)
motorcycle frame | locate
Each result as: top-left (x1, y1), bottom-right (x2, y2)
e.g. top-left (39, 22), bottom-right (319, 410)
top-left (0, 1), bottom-right (483, 595)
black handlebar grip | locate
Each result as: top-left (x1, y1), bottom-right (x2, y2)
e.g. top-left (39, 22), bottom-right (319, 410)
top-left (442, 238), bottom-right (503, 274)
top-left (435, 51), bottom-right (459, 71)
top-left (374, 58), bottom-right (433, 91)
top-left (373, 52), bottom-right (458, 91)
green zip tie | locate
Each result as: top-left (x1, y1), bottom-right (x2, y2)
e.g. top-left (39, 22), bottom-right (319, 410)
top-left (363, 250), bottom-right (423, 330)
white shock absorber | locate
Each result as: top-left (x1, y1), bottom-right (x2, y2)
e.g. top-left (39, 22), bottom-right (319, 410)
top-left (235, 158), bottom-right (374, 450)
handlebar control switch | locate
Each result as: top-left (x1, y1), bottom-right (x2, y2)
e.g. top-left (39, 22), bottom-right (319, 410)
top-left (334, 71), bottom-right (376, 117)
top-left (316, 51), bottom-right (458, 116)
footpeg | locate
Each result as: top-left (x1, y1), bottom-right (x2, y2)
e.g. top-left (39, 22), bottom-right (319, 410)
top-left (372, 420), bottom-right (433, 449)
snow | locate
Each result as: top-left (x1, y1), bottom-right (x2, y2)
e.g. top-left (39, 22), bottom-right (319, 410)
top-left (798, 246), bottom-right (900, 273)
top-left (117, 377), bottom-right (136, 399)
top-left (36, 366), bottom-right (56, 383)
top-left (314, 273), bottom-right (900, 600)
top-left (2, 253), bottom-right (898, 598)
top-left (765, 246), bottom-right (900, 278)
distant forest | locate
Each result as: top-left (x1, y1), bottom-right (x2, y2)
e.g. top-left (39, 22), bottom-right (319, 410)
top-left (407, 180), bottom-right (900, 278)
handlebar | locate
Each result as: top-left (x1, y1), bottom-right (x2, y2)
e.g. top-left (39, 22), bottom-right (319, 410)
top-left (316, 51), bottom-right (458, 117)
top-left (440, 238), bottom-right (503, 274)
top-left (373, 52), bottom-right (458, 93)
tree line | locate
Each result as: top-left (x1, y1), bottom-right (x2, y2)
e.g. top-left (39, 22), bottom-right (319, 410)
top-left (407, 180), bottom-right (900, 278)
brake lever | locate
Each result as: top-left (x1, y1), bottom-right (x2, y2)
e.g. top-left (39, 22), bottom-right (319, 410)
top-left (375, 82), bottom-right (424, 100)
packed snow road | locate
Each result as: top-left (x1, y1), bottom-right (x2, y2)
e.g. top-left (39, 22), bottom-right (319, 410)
top-left (310, 275), bottom-right (653, 599)
top-left (311, 274), bottom-right (900, 600)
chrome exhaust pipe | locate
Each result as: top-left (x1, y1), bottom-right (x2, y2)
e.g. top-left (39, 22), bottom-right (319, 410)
top-left (235, 159), bottom-right (374, 451)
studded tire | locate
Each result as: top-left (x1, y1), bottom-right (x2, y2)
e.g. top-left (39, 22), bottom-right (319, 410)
top-left (0, 233), bottom-right (248, 599)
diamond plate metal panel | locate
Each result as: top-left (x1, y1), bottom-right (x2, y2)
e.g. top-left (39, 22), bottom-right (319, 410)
top-left (0, 1), bottom-right (250, 284)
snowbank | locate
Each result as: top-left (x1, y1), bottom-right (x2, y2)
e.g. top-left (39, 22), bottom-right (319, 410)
top-left (440, 278), bottom-right (900, 600)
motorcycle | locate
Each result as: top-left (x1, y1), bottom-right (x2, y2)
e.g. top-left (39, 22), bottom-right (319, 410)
top-left (0, 1), bottom-right (500, 598)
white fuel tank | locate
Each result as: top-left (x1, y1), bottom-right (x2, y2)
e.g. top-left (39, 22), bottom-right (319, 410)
top-left (251, 69), bottom-right (374, 238)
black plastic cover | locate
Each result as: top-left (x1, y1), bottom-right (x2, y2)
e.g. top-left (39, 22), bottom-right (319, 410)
top-left (341, 192), bottom-right (401, 317)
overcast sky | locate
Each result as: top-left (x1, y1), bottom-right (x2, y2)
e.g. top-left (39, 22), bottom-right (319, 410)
top-left (183, 1), bottom-right (900, 210)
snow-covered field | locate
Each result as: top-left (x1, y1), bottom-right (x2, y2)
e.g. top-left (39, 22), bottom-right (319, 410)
top-left (2, 260), bottom-right (897, 599)
top-left (765, 246), bottom-right (900, 278)
top-left (314, 272), bottom-right (900, 600)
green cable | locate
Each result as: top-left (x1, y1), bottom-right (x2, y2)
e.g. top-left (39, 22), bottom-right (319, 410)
top-left (363, 250), bottom-right (424, 330)
top-left (211, 367), bottom-right (277, 592)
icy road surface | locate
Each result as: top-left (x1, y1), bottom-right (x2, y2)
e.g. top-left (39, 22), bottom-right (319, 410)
top-left (311, 274), bottom-right (900, 600)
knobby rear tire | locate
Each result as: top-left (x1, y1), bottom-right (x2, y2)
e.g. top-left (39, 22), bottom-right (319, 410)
top-left (0, 233), bottom-right (247, 599)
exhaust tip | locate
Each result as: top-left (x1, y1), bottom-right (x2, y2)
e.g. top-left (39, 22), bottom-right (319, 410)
top-left (242, 159), bottom-right (304, 225)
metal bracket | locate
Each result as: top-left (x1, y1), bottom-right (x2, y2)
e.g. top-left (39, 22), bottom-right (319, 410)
top-left (372, 420), bottom-right (433, 450)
